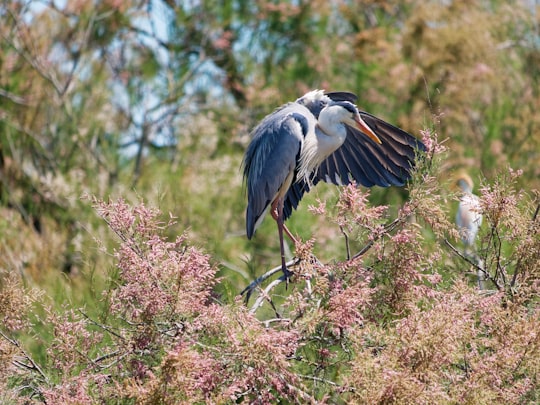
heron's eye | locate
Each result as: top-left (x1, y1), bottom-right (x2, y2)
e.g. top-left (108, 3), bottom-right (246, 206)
top-left (335, 101), bottom-right (355, 113)
top-left (344, 104), bottom-right (356, 114)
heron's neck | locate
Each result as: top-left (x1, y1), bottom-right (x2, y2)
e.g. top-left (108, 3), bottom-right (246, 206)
top-left (319, 109), bottom-right (347, 135)
top-left (296, 118), bottom-right (347, 184)
top-left (316, 113), bottom-right (348, 155)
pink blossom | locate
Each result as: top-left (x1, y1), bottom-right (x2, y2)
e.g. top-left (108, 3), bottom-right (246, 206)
top-left (420, 128), bottom-right (447, 155)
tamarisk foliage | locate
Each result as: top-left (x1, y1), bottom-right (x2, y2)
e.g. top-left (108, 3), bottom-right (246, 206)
top-left (0, 130), bottom-right (539, 404)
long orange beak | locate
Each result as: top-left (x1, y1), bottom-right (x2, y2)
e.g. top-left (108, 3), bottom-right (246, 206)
top-left (354, 116), bottom-right (381, 144)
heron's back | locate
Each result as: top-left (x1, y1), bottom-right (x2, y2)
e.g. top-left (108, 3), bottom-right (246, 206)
top-left (243, 103), bottom-right (315, 238)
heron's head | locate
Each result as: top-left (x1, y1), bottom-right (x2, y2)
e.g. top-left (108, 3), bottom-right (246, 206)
top-left (453, 172), bottom-right (475, 194)
top-left (329, 102), bottom-right (382, 145)
top-left (296, 89), bottom-right (330, 117)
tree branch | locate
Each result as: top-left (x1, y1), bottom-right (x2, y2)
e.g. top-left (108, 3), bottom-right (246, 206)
top-left (352, 214), bottom-right (408, 260)
top-left (444, 238), bottom-right (501, 290)
top-left (241, 258), bottom-right (300, 303)
top-left (0, 329), bottom-right (48, 383)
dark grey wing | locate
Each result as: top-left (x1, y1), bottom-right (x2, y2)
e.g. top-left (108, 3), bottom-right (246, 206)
top-left (360, 111), bottom-right (426, 175)
top-left (322, 92), bottom-right (422, 186)
top-left (243, 104), bottom-right (311, 238)
top-left (325, 90), bottom-right (425, 177)
top-left (325, 91), bottom-right (358, 103)
top-left (283, 177), bottom-right (320, 221)
top-left (316, 112), bottom-right (425, 187)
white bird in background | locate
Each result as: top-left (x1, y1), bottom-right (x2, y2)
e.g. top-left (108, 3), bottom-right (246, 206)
top-left (455, 173), bottom-right (482, 248)
top-left (455, 173), bottom-right (486, 289)
top-left (242, 90), bottom-right (425, 280)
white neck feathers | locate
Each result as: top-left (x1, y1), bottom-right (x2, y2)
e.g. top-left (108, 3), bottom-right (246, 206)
top-left (297, 106), bottom-right (348, 184)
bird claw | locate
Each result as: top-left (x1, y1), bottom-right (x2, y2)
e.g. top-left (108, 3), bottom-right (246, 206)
top-left (241, 258), bottom-right (300, 305)
top-left (280, 266), bottom-right (294, 288)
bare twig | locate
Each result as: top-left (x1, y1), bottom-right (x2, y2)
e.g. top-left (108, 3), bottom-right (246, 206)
top-left (90, 351), bottom-right (131, 370)
top-left (352, 215), bottom-right (406, 260)
top-left (249, 278), bottom-right (286, 314)
top-left (285, 381), bottom-right (319, 404)
top-left (511, 202), bottom-right (540, 287)
top-left (297, 374), bottom-right (356, 392)
top-left (493, 227), bottom-right (506, 286)
top-left (78, 310), bottom-right (126, 341)
top-left (444, 239), bottom-right (501, 290)
top-left (262, 318), bottom-right (291, 327)
top-left (0, 330), bottom-right (48, 383)
top-left (241, 258), bottom-right (300, 302)
top-left (92, 350), bottom-right (121, 364)
top-left (339, 224), bottom-right (351, 260)
top-left (0, 88), bottom-right (32, 106)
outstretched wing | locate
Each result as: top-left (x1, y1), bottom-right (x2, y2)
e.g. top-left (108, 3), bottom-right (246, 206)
top-left (243, 103), bottom-right (312, 238)
top-left (283, 91), bottom-right (425, 221)
top-left (317, 111), bottom-right (425, 187)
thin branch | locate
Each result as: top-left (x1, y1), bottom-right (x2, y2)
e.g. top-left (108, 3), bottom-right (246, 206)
top-left (249, 278), bottom-right (285, 314)
top-left (444, 238), bottom-right (501, 290)
top-left (285, 381), bottom-right (319, 404)
top-left (297, 374), bottom-right (356, 392)
top-left (92, 350), bottom-right (121, 364)
top-left (2, 10), bottom-right (63, 94)
top-left (0, 330), bottom-right (48, 383)
top-left (493, 227), bottom-right (506, 286)
top-left (4, 120), bottom-right (57, 168)
top-left (221, 260), bottom-right (250, 280)
top-left (78, 310), bottom-right (126, 341)
top-left (262, 318), bottom-right (291, 327)
top-left (511, 326), bottom-right (540, 378)
top-left (511, 202), bottom-right (540, 287)
top-left (339, 224), bottom-right (351, 260)
top-left (127, 24), bottom-right (172, 50)
top-left (241, 258), bottom-right (300, 302)
top-left (352, 215), bottom-right (405, 260)
top-left (0, 88), bottom-right (32, 106)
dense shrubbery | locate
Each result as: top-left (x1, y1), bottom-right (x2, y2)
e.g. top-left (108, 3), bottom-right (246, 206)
top-left (1, 0), bottom-right (539, 403)
top-left (1, 131), bottom-right (538, 404)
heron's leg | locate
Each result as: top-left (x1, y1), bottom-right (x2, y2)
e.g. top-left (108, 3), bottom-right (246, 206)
top-left (270, 206), bottom-right (298, 244)
top-left (272, 198), bottom-right (293, 281)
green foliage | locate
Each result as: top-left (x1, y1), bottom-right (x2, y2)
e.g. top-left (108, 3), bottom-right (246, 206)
top-left (1, 0), bottom-right (540, 403)
top-left (1, 152), bottom-right (540, 402)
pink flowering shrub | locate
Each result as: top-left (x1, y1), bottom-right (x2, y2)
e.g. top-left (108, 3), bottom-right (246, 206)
top-left (94, 198), bottom-right (216, 323)
top-left (0, 129), bottom-right (538, 404)
top-left (476, 168), bottom-right (540, 298)
top-left (139, 304), bottom-right (303, 404)
top-left (93, 199), bottom-right (307, 403)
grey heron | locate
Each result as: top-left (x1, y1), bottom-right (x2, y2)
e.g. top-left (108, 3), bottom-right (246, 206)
top-left (242, 90), bottom-right (425, 279)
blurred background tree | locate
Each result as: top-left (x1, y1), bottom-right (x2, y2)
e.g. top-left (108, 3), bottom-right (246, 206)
top-left (0, 0), bottom-right (539, 291)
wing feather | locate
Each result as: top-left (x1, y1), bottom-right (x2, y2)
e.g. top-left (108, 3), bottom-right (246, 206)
top-left (315, 108), bottom-right (425, 187)
top-left (243, 104), bottom-right (313, 237)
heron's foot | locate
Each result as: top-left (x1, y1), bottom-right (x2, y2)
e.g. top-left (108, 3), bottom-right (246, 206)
top-left (280, 265), bottom-right (294, 288)
top-left (241, 259), bottom-right (300, 305)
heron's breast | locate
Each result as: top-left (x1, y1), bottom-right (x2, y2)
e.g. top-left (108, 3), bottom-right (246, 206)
top-left (297, 131), bottom-right (345, 183)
